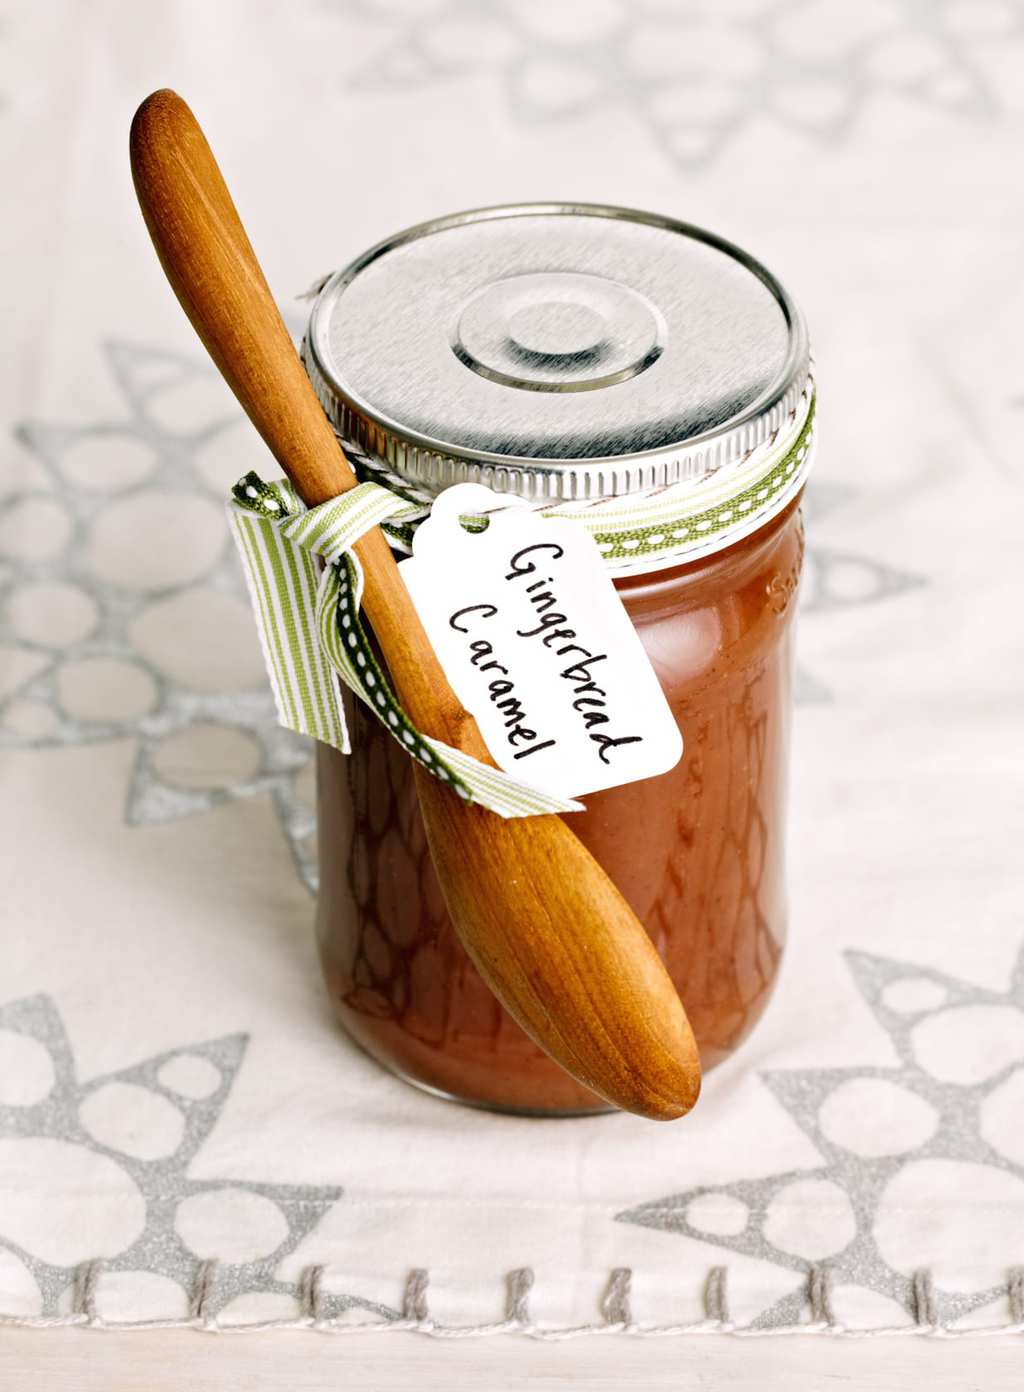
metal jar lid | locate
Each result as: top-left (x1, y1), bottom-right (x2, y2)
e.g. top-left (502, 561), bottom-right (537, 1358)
top-left (303, 202), bottom-right (810, 502)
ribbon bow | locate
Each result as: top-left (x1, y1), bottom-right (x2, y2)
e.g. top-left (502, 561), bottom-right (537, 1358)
top-left (227, 474), bottom-right (583, 818)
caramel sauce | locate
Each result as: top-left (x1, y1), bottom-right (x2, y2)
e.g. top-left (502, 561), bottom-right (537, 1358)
top-left (316, 498), bottom-right (804, 1113)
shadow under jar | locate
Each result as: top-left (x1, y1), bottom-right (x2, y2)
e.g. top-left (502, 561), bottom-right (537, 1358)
top-left (303, 203), bottom-right (814, 1116)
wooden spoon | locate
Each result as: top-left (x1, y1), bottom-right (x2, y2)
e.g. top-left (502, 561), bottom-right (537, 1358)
top-left (129, 89), bottom-right (701, 1121)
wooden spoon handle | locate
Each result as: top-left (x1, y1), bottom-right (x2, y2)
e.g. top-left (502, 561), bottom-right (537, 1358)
top-left (130, 90), bottom-right (701, 1121)
top-left (130, 88), bottom-right (480, 754)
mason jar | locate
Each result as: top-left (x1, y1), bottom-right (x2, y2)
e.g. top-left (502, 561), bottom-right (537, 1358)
top-left (302, 203), bottom-right (813, 1115)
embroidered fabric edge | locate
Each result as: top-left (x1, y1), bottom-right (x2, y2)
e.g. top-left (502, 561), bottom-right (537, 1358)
top-left (5, 1260), bottom-right (1023, 1339)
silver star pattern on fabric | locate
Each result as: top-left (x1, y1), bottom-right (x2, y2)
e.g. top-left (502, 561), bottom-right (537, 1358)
top-left (619, 945), bottom-right (1024, 1328)
top-left (796, 481), bottom-right (925, 702)
top-left (0, 993), bottom-right (389, 1321)
top-left (2, 339), bottom-right (319, 892)
top-left (329, 0), bottom-right (1024, 169)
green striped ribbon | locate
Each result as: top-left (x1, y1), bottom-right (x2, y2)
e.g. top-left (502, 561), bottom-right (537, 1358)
top-left (227, 475), bottom-right (584, 818)
top-left (228, 387), bottom-right (815, 818)
top-left (358, 390), bottom-right (816, 572)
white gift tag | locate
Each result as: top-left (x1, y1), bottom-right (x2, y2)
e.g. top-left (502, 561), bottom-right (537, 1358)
top-left (399, 484), bottom-right (683, 800)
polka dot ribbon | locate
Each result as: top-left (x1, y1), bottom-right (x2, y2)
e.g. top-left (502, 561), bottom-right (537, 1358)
top-left (227, 475), bottom-right (584, 819)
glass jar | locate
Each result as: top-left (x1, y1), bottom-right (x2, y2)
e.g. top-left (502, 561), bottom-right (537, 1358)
top-left (303, 204), bottom-right (813, 1115)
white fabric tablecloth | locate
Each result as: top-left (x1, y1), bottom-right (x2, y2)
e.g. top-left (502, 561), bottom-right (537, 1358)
top-left (2, 0), bottom-right (1023, 1340)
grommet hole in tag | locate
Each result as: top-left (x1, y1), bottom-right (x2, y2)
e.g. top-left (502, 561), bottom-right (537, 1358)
top-left (400, 484), bottom-right (683, 802)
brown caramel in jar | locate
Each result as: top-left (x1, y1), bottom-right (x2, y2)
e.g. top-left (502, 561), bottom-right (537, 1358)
top-left (302, 201), bottom-right (812, 1113)
top-left (315, 495), bottom-right (804, 1113)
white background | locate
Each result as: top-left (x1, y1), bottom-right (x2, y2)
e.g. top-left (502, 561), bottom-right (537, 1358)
top-left (3, 0), bottom-right (1024, 1385)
